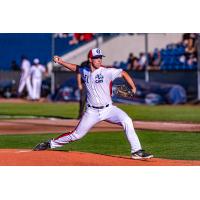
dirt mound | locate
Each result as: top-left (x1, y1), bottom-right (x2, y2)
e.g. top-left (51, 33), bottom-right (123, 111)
top-left (0, 149), bottom-right (199, 166)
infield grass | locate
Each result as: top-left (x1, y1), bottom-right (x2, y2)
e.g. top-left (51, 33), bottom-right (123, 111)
top-left (0, 102), bottom-right (200, 122)
top-left (0, 130), bottom-right (200, 160)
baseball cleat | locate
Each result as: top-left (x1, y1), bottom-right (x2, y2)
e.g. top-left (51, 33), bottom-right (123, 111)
top-left (33, 141), bottom-right (51, 151)
top-left (131, 150), bottom-right (153, 160)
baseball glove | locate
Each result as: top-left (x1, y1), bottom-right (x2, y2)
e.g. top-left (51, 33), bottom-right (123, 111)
top-left (113, 85), bottom-right (135, 98)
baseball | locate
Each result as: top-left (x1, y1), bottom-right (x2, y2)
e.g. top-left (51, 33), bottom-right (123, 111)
top-left (54, 56), bottom-right (59, 62)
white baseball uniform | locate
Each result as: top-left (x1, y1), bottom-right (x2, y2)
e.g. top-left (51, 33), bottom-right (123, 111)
top-left (30, 64), bottom-right (46, 100)
top-left (50, 66), bottom-right (142, 153)
top-left (18, 59), bottom-right (32, 98)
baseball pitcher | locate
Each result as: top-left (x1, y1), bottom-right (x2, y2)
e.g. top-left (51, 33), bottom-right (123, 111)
top-left (33, 48), bottom-right (153, 160)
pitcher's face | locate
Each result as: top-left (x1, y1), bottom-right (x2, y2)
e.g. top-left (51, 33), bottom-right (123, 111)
top-left (90, 57), bottom-right (102, 69)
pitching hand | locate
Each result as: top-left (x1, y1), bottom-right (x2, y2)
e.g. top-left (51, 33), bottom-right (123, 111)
top-left (53, 56), bottom-right (62, 64)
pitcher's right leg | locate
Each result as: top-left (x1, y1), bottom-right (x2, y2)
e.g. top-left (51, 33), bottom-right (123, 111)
top-left (50, 109), bottom-right (100, 148)
top-left (33, 109), bottom-right (100, 151)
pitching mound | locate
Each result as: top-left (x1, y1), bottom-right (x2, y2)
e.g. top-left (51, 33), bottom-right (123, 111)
top-left (0, 149), bottom-right (199, 166)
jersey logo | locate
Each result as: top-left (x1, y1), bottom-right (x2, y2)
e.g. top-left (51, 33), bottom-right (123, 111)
top-left (95, 74), bottom-right (104, 83)
top-left (83, 74), bottom-right (89, 83)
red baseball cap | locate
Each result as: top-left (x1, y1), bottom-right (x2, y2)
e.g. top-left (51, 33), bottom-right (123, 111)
top-left (88, 48), bottom-right (105, 59)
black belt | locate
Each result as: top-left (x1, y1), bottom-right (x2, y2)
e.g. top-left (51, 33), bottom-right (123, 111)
top-left (88, 104), bottom-right (109, 109)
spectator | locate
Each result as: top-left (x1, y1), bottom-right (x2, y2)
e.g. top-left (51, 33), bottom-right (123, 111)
top-left (152, 50), bottom-right (161, 66)
top-left (182, 33), bottom-right (191, 41)
top-left (82, 33), bottom-right (93, 41)
top-left (185, 38), bottom-right (196, 57)
top-left (127, 53), bottom-right (134, 70)
top-left (138, 53), bottom-right (147, 70)
top-left (69, 33), bottom-right (81, 45)
top-left (124, 33), bottom-right (198, 71)
top-left (132, 57), bottom-right (141, 70)
top-left (69, 33), bottom-right (93, 45)
top-left (148, 52), bottom-right (154, 66)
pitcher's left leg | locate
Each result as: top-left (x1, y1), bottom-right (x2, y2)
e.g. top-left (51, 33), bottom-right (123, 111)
top-left (105, 106), bottom-right (141, 153)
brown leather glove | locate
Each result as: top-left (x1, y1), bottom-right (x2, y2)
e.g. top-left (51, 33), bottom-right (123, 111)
top-left (114, 85), bottom-right (135, 98)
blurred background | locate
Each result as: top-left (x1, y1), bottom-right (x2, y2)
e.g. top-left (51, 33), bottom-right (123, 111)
top-left (0, 33), bottom-right (199, 105)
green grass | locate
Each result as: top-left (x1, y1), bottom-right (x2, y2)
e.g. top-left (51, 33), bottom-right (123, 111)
top-left (0, 102), bottom-right (79, 119)
top-left (118, 104), bottom-right (200, 123)
top-left (1, 130), bottom-right (200, 160)
top-left (0, 102), bottom-right (200, 122)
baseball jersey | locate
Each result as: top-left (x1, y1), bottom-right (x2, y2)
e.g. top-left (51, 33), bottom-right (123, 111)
top-left (79, 66), bottom-right (122, 107)
top-left (31, 65), bottom-right (46, 79)
top-left (21, 59), bottom-right (31, 78)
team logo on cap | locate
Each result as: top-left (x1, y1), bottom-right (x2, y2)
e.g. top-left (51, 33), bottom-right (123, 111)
top-left (96, 49), bottom-right (101, 54)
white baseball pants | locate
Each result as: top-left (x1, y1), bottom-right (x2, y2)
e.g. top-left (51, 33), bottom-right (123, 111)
top-left (32, 78), bottom-right (42, 100)
top-left (18, 76), bottom-right (32, 98)
top-left (50, 105), bottom-right (142, 153)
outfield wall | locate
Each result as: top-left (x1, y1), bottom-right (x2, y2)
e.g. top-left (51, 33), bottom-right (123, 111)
top-left (0, 70), bottom-right (197, 99)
